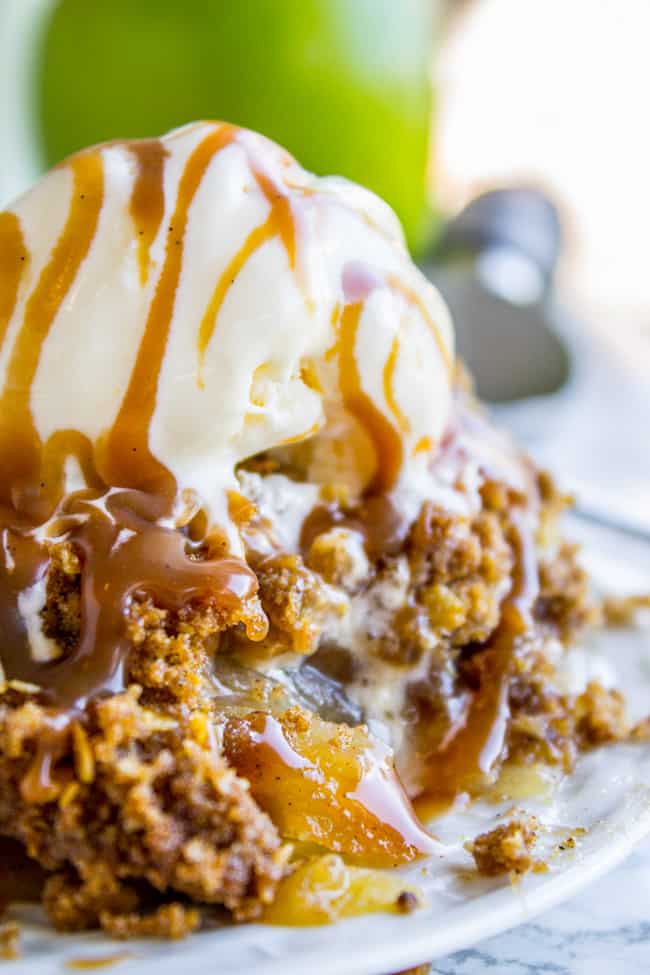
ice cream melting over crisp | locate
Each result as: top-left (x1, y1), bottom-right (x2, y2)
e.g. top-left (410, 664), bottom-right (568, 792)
top-left (0, 121), bottom-right (454, 705)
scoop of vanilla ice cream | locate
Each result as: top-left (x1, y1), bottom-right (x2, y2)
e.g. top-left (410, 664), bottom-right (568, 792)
top-left (1, 122), bottom-right (453, 533)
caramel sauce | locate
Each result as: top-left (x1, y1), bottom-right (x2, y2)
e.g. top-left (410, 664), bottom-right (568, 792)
top-left (0, 153), bottom-right (104, 510)
top-left (197, 217), bottom-right (276, 387)
top-left (336, 259), bottom-right (452, 488)
top-left (383, 332), bottom-right (410, 434)
top-left (416, 517), bottom-right (539, 800)
top-left (66, 953), bottom-right (134, 971)
top-left (414, 435), bottom-right (433, 454)
top-left (301, 493), bottom-right (408, 560)
top-left (386, 272), bottom-right (452, 373)
top-left (20, 713), bottom-right (72, 804)
top-left (224, 712), bottom-right (437, 867)
top-left (1, 489), bottom-right (260, 707)
top-left (0, 211), bottom-right (27, 350)
top-left (99, 127), bottom-right (237, 496)
top-left (196, 143), bottom-right (300, 386)
top-left (337, 302), bottom-right (403, 492)
top-left (129, 139), bottom-right (167, 285)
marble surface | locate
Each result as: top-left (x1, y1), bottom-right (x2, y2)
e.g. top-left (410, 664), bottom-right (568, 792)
top-left (432, 837), bottom-right (650, 975)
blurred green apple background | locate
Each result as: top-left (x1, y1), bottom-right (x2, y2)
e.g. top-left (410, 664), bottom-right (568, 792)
top-left (38, 0), bottom-right (441, 255)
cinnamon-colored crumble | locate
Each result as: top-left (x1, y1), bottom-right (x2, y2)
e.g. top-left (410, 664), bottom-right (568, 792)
top-left (467, 816), bottom-right (546, 877)
top-left (99, 904), bottom-right (201, 941)
top-left (0, 686), bottom-right (288, 934)
top-left (575, 681), bottom-right (629, 745)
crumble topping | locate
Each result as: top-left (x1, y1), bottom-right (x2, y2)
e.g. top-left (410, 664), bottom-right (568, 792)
top-left (0, 458), bottom-right (633, 936)
top-left (0, 686), bottom-right (288, 934)
top-left (467, 816), bottom-right (546, 877)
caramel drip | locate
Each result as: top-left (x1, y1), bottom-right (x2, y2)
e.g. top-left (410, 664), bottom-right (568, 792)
top-left (301, 493), bottom-right (408, 560)
top-left (66, 954), bottom-right (134, 971)
top-left (0, 489), bottom-right (261, 707)
top-left (0, 153), bottom-right (104, 512)
top-left (414, 436), bottom-right (433, 454)
top-left (253, 167), bottom-right (297, 268)
top-left (20, 714), bottom-right (72, 804)
top-left (128, 139), bottom-right (168, 285)
top-left (99, 125), bottom-right (238, 498)
top-left (387, 272), bottom-right (452, 374)
top-left (417, 517), bottom-right (539, 799)
top-left (196, 154), bottom-right (298, 385)
top-left (277, 421), bottom-right (321, 446)
top-left (383, 333), bottom-right (410, 434)
top-left (338, 302), bottom-right (403, 493)
top-left (0, 211), bottom-right (28, 351)
top-left (197, 217), bottom-right (276, 386)
top-left (41, 429), bottom-right (105, 500)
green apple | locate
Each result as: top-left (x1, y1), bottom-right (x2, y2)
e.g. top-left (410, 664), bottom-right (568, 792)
top-left (38, 0), bottom-right (440, 255)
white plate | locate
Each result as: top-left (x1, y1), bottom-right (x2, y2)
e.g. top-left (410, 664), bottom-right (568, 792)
top-left (6, 518), bottom-right (650, 975)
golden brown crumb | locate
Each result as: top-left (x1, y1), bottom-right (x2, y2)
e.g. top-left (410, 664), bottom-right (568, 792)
top-left (100, 903), bottom-right (200, 940)
top-left (601, 594), bottom-right (650, 627)
top-left (254, 553), bottom-right (342, 653)
top-left (575, 681), bottom-right (629, 745)
top-left (43, 869), bottom-right (140, 933)
top-left (467, 816), bottom-right (546, 877)
top-left (1, 688), bottom-right (288, 932)
top-left (306, 527), bottom-right (368, 590)
top-left (0, 921), bottom-right (20, 960)
top-left (535, 543), bottom-right (600, 642)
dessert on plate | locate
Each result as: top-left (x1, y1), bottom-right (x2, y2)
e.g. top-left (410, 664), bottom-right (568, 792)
top-left (0, 122), bottom-right (623, 936)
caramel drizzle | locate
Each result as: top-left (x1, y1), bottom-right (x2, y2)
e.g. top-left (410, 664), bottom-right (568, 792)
top-left (128, 139), bottom-right (168, 285)
top-left (414, 436), bottom-right (433, 454)
top-left (196, 147), bottom-right (299, 387)
top-left (20, 713), bottom-right (72, 804)
top-left (301, 483), bottom-right (408, 560)
top-left (338, 302), bottom-right (403, 493)
top-left (336, 258), bottom-right (454, 489)
top-left (386, 272), bottom-right (452, 374)
top-left (382, 332), bottom-right (410, 434)
top-left (418, 516), bottom-right (539, 798)
top-left (0, 211), bottom-right (27, 352)
top-left (99, 126), bottom-right (239, 497)
top-left (0, 152), bottom-right (104, 511)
